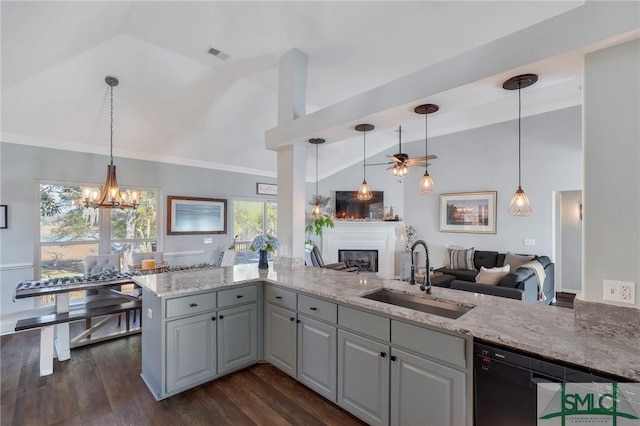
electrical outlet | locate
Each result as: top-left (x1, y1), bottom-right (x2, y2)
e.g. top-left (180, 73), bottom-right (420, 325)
top-left (204, 237), bottom-right (213, 244)
top-left (523, 238), bottom-right (536, 246)
top-left (603, 280), bottom-right (636, 304)
top-left (148, 308), bottom-right (153, 319)
top-left (620, 283), bottom-right (635, 304)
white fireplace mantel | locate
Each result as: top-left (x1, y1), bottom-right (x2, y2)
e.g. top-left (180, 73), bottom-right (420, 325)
top-left (321, 221), bottom-right (403, 279)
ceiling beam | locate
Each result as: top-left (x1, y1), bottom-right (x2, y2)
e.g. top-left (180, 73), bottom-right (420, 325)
top-left (265, 1), bottom-right (639, 150)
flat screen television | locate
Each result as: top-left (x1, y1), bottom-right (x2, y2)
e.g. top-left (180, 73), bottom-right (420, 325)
top-left (335, 191), bottom-right (384, 219)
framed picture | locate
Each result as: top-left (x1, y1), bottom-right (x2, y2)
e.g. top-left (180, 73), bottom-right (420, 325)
top-left (167, 196), bottom-right (227, 235)
top-left (440, 192), bottom-right (497, 234)
top-left (0, 205), bottom-right (6, 229)
top-left (256, 182), bottom-right (277, 196)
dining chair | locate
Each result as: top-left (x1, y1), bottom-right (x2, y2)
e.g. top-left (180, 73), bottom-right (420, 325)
top-left (84, 254), bottom-right (137, 333)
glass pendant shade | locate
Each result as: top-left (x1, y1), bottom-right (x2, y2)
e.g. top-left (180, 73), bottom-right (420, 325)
top-left (418, 172), bottom-right (435, 195)
top-left (508, 186), bottom-right (532, 216)
top-left (357, 180), bottom-right (373, 201)
top-left (311, 202), bottom-right (322, 219)
top-left (82, 76), bottom-right (139, 210)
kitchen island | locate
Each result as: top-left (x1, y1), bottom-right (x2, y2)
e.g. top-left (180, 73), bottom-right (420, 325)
top-left (134, 263), bottom-right (639, 425)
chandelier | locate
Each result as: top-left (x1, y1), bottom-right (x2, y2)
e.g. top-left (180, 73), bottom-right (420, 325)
top-left (82, 76), bottom-right (139, 209)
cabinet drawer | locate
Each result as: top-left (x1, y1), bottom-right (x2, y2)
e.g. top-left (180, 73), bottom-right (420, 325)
top-left (391, 320), bottom-right (466, 368)
top-left (298, 294), bottom-right (337, 324)
top-left (166, 292), bottom-right (217, 319)
top-left (338, 306), bottom-right (390, 342)
top-left (265, 285), bottom-right (297, 310)
top-left (218, 285), bottom-right (257, 308)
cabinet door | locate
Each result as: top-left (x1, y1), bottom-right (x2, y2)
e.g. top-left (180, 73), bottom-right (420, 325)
top-left (217, 304), bottom-right (257, 374)
top-left (166, 312), bottom-right (216, 393)
top-left (338, 330), bottom-right (389, 426)
top-left (390, 348), bottom-right (466, 426)
top-left (297, 315), bottom-right (337, 402)
top-left (264, 303), bottom-right (297, 377)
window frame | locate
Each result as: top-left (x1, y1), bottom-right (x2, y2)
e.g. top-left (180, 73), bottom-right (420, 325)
top-left (35, 179), bottom-right (161, 306)
top-left (232, 197), bottom-right (278, 244)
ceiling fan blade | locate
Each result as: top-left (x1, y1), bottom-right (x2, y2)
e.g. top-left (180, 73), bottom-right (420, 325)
top-left (366, 161), bottom-right (394, 166)
top-left (386, 155), bottom-right (402, 163)
top-left (409, 154), bottom-right (438, 162)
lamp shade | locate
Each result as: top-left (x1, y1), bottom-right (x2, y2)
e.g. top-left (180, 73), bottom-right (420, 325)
top-left (418, 172), bottom-right (435, 195)
top-left (357, 180), bottom-right (373, 201)
top-left (508, 186), bottom-right (532, 216)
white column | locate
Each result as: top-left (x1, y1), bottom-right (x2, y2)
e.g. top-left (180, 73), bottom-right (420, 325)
top-left (276, 49), bottom-right (308, 264)
top-left (583, 39), bottom-right (640, 308)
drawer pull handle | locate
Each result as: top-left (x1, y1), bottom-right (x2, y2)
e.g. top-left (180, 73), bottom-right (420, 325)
top-left (290, 317), bottom-right (295, 322)
top-left (381, 352), bottom-right (387, 358)
top-left (309, 307), bottom-right (318, 311)
top-left (236, 295), bottom-right (243, 299)
top-left (390, 355), bottom-right (397, 362)
top-left (296, 320), bottom-right (301, 324)
top-left (219, 315), bottom-right (224, 319)
top-left (211, 317), bottom-right (216, 321)
top-left (275, 296), bottom-right (283, 299)
top-left (189, 303), bottom-right (198, 308)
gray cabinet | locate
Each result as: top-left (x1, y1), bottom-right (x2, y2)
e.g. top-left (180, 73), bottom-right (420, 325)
top-left (166, 312), bottom-right (217, 393)
top-left (390, 348), bottom-right (466, 426)
top-left (264, 303), bottom-right (297, 377)
top-left (297, 314), bottom-right (337, 402)
top-left (217, 303), bottom-right (257, 374)
top-left (337, 329), bottom-right (389, 426)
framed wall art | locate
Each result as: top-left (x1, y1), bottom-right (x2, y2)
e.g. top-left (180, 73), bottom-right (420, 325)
top-left (440, 192), bottom-right (497, 234)
top-left (256, 182), bottom-right (277, 196)
top-left (167, 196), bottom-right (227, 235)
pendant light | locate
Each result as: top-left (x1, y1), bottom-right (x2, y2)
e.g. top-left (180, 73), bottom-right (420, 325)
top-left (82, 76), bottom-right (139, 209)
top-left (414, 103), bottom-right (439, 195)
top-left (309, 138), bottom-right (325, 219)
top-left (355, 124), bottom-right (374, 201)
top-left (503, 74), bottom-right (537, 216)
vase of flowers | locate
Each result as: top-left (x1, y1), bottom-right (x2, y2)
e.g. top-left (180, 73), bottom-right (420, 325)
top-left (250, 234), bottom-right (279, 269)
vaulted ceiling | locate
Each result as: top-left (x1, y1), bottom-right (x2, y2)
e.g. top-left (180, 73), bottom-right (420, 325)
top-left (1, 1), bottom-right (585, 178)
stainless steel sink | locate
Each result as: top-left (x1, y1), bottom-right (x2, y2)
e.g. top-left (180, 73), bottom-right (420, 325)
top-left (362, 289), bottom-right (473, 319)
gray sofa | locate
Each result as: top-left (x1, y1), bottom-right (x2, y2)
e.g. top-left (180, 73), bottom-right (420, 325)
top-left (434, 250), bottom-right (555, 304)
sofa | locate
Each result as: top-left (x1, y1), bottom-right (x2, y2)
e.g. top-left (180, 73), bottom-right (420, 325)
top-left (434, 249), bottom-right (555, 304)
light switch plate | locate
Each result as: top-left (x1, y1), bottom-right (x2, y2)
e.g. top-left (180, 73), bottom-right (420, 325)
top-left (523, 238), bottom-right (536, 246)
top-left (204, 237), bottom-right (213, 244)
top-left (603, 280), bottom-right (636, 304)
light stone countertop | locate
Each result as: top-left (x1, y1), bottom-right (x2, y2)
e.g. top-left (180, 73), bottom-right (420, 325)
top-left (134, 263), bottom-right (640, 381)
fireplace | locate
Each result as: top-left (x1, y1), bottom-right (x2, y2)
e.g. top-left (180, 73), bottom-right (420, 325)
top-left (338, 249), bottom-right (378, 272)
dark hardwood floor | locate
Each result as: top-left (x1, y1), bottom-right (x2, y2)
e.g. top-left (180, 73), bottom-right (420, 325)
top-left (1, 328), bottom-right (366, 426)
top-left (552, 292), bottom-right (576, 309)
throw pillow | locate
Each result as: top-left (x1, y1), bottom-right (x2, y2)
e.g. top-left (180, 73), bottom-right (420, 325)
top-left (504, 252), bottom-right (535, 270)
top-left (443, 245), bottom-right (466, 268)
top-left (449, 247), bottom-right (475, 271)
top-left (475, 265), bottom-right (511, 285)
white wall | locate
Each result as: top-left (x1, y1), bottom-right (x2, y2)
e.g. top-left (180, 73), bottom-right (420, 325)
top-left (0, 142), bottom-right (277, 321)
top-left (583, 39), bottom-right (640, 309)
top-left (401, 106), bottom-right (582, 267)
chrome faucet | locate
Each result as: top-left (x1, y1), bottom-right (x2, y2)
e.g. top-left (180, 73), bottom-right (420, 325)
top-left (409, 240), bottom-right (432, 294)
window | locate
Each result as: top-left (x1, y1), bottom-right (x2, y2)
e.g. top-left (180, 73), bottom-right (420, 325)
top-left (233, 200), bottom-right (277, 249)
top-left (37, 182), bottom-right (158, 305)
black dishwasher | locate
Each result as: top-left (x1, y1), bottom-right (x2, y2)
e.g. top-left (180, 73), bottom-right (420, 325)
top-left (473, 340), bottom-right (625, 426)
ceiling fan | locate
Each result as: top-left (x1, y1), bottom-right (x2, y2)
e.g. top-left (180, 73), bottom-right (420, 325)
top-left (367, 125), bottom-right (437, 177)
